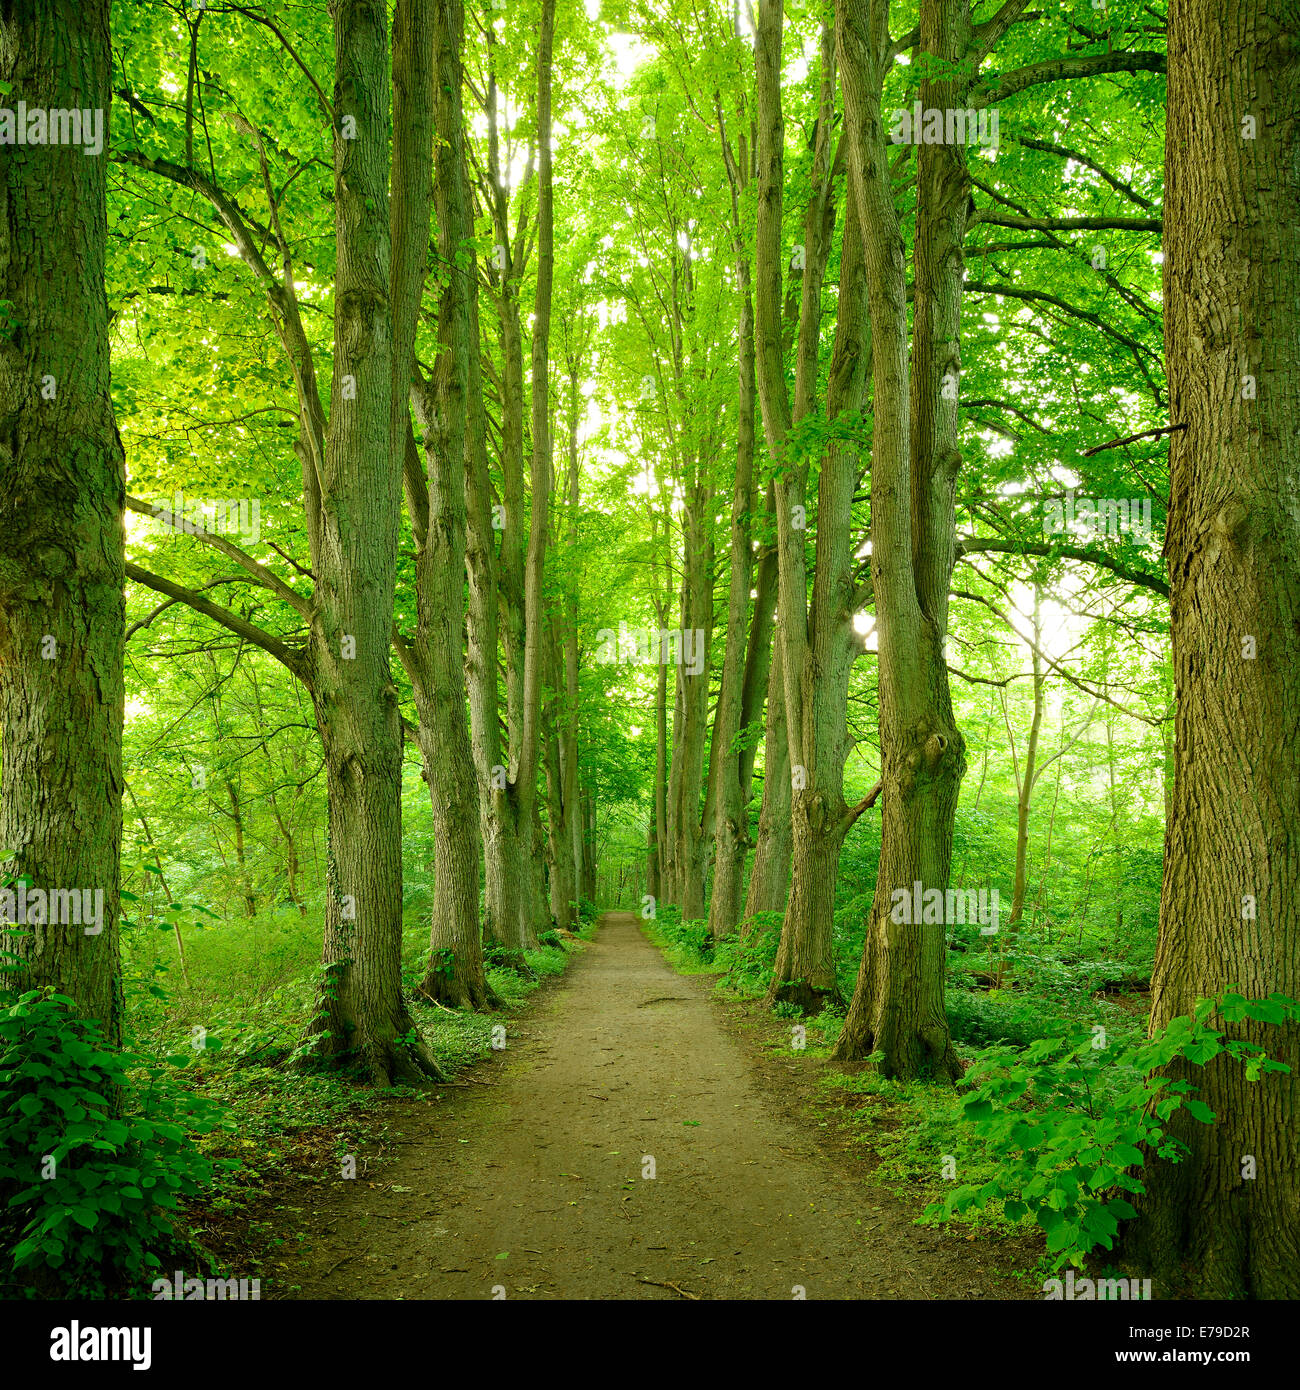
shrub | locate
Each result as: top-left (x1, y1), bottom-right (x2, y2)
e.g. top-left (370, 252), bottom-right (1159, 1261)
top-left (927, 991), bottom-right (1300, 1269)
top-left (715, 912), bottom-right (782, 995)
top-left (0, 989), bottom-right (235, 1297)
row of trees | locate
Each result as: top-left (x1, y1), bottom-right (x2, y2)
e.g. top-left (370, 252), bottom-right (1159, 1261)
top-left (3, 0), bottom-right (599, 1083)
top-left (1, 0), bottom-right (1296, 1298)
top-left (605, 0), bottom-right (1298, 1298)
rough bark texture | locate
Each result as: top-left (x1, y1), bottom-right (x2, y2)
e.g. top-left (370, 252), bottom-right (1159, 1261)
top-left (0, 0), bottom-right (124, 1041)
top-left (833, 0), bottom-right (964, 1078)
top-left (769, 181), bottom-right (868, 1012)
top-left (1120, 0), bottom-right (1300, 1299)
top-left (753, 4), bottom-right (866, 1009)
top-left (300, 0), bottom-right (444, 1083)
top-left (480, 36), bottom-right (529, 950)
top-left (706, 102), bottom-right (759, 943)
top-left (401, 0), bottom-right (492, 1012)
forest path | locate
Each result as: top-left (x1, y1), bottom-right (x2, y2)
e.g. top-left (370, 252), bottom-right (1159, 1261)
top-left (276, 911), bottom-right (1025, 1299)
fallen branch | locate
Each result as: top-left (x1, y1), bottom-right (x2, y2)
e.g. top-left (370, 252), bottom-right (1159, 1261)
top-left (636, 1277), bottom-right (700, 1300)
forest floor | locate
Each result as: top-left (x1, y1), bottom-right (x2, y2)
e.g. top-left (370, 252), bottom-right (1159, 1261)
top-left (263, 911), bottom-right (1035, 1300)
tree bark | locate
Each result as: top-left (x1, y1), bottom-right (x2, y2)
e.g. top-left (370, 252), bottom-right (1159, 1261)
top-left (480, 32), bottom-right (530, 951)
top-left (833, 0), bottom-right (965, 1078)
top-left (510, 0), bottom-right (557, 948)
top-left (753, 4), bottom-right (866, 1009)
top-left (0, 0), bottom-right (124, 1042)
top-left (300, 0), bottom-right (446, 1082)
top-left (744, 636), bottom-right (793, 919)
top-left (1005, 588), bottom-right (1044, 935)
top-left (1120, 0), bottom-right (1300, 1299)
top-left (399, 0), bottom-right (493, 1012)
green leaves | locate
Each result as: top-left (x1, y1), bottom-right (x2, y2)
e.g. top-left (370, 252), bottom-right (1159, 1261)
top-left (924, 990), bottom-right (1298, 1270)
top-left (0, 991), bottom-right (224, 1295)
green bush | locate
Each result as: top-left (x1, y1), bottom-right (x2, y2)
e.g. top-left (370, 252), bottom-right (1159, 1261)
top-left (715, 912), bottom-right (782, 995)
top-left (0, 989), bottom-right (235, 1297)
top-left (927, 991), bottom-right (1300, 1270)
top-left (946, 988), bottom-right (1064, 1050)
top-left (658, 915), bottom-right (713, 963)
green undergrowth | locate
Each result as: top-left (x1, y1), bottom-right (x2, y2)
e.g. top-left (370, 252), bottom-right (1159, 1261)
top-left (644, 901), bottom-right (1297, 1282)
top-left (2, 900), bottom-right (596, 1297)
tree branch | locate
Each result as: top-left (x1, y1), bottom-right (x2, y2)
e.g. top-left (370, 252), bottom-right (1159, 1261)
top-left (957, 537), bottom-right (1169, 597)
top-left (126, 495), bottom-right (312, 618)
top-left (973, 50), bottom-right (1166, 107)
top-left (971, 211), bottom-right (1161, 233)
top-left (125, 563), bottom-right (307, 676)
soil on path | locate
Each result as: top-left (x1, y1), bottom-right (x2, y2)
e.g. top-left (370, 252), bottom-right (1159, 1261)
top-left (276, 912), bottom-right (1029, 1300)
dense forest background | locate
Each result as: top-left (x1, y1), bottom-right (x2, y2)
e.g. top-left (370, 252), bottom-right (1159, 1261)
top-left (1, 0), bottom-right (1296, 1308)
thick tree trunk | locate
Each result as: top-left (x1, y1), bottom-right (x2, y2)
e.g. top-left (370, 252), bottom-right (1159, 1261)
top-left (767, 184), bottom-right (866, 1011)
top-left (706, 111), bottom-right (760, 943)
top-left (301, 0), bottom-right (445, 1082)
top-left (462, 217), bottom-right (519, 959)
top-left (1120, 0), bottom-right (1300, 1299)
top-left (0, 0), bottom-right (124, 1041)
top-left (479, 35), bottom-right (531, 953)
top-left (753, 4), bottom-right (869, 1001)
top-left (833, 0), bottom-right (965, 1078)
top-left (401, 0), bottom-right (493, 1011)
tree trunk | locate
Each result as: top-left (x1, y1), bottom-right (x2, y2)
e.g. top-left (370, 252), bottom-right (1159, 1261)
top-left (671, 486), bottom-right (714, 921)
top-left (1120, 0), bottom-right (1300, 1299)
top-left (300, 0), bottom-right (445, 1082)
top-left (744, 637), bottom-right (793, 920)
top-left (480, 31), bottom-right (530, 954)
top-left (833, 0), bottom-right (965, 1079)
top-left (581, 787), bottom-right (597, 903)
top-left (706, 107), bottom-right (760, 943)
top-left (754, 5), bottom-right (868, 1006)
top-left (543, 634), bottom-right (575, 928)
top-left (400, 0), bottom-right (493, 1011)
top-left (511, 0), bottom-right (556, 948)
top-left (0, 0), bottom-right (124, 1042)
top-left (1006, 589), bottom-right (1044, 934)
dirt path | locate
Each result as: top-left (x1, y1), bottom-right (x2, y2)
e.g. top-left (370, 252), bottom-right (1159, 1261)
top-left (277, 912), bottom-right (1026, 1300)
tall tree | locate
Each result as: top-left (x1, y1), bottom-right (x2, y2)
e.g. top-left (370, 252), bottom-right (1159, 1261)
top-left (517, 0), bottom-right (557, 940)
top-left (0, 0), bottom-right (125, 1040)
top-left (832, 0), bottom-right (967, 1075)
top-left (1122, 0), bottom-right (1300, 1299)
top-left (300, 0), bottom-right (439, 1082)
top-left (394, 0), bottom-right (492, 1010)
top-left (753, 2), bottom-right (872, 1009)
